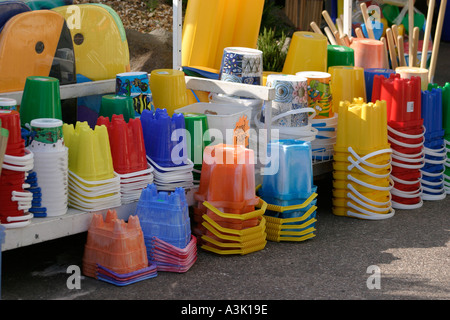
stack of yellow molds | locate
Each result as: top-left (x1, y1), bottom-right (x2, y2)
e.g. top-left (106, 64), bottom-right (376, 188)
top-left (332, 98), bottom-right (395, 220)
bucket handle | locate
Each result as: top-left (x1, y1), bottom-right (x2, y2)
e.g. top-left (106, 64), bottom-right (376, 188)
top-left (347, 146), bottom-right (392, 169)
top-left (387, 125), bottom-right (425, 139)
top-left (346, 183), bottom-right (392, 206)
top-left (2, 219), bottom-right (32, 229)
top-left (347, 156), bottom-right (392, 178)
top-left (346, 173), bottom-right (394, 192)
top-left (345, 202), bottom-right (395, 220)
top-left (271, 107), bottom-right (317, 124)
top-left (391, 198), bottom-right (424, 210)
top-left (392, 148), bottom-right (424, 158)
top-left (391, 159), bottom-right (425, 169)
top-left (391, 152), bottom-right (425, 163)
top-left (422, 170), bottom-right (446, 178)
top-left (388, 135), bottom-right (425, 148)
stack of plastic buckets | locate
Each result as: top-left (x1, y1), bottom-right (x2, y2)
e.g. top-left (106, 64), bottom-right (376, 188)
top-left (0, 110), bottom-right (34, 228)
top-left (26, 118), bottom-right (68, 217)
top-left (259, 74), bottom-right (318, 142)
top-left (182, 113), bottom-right (210, 185)
top-left (332, 98), bottom-right (395, 220)
top-left (24, 172), bottom-right (46, 218)
top-left (428, 82), bottom-right (450, 194)
top-left (115, 71), bottom-right (153, 117)
top-left (82, 210), bottom-right (157, 286)
top-left (140, 108), bottom-right (194, 192)
top-left (372, 74), bottom-right (425, 209)
top-left (257, 140), bottom-right (318, 242)
top-left (193, 144), bottom-right (267, 255)
top-left (134, 184), bottom-right (196, 272)
top-left (296, 71), bottom-right (337, 161)
top-left (420, 88), bottom-right (447, 200)
top-left (364, 68), bottom-right (396, 102)
top-left (97, 114), bottom-right (154, 204)
top-left (63, 121), bottom-right (121, 211)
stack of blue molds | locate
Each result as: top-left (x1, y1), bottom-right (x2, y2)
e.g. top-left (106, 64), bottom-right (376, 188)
top-left (135, 183), bottom-right (191, 251)
top-left (421, 88), bottom-right (447, 201)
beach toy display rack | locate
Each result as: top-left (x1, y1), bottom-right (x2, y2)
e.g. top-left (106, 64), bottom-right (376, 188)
top-left (0, 0), bottom-right (449, 293)
top-left (0, 68), bottom-right (334, 250)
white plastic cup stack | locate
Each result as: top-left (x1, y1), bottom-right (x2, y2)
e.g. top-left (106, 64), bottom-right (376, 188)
top-left (117, 164), bottom-right (154, 204)
top-left (27, 118), bottom-right (69, 217)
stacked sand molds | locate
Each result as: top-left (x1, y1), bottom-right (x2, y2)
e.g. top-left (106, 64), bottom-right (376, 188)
top-left (372, 74), bottom-right (425, 209)
top-left (63, 121), bottom-right (121, 211)
top-left (0, 110), bottom-right (34, 228)
top-left (420, 88), bottom-right (447, 200)
top-left (257, 140), bottom-right (318, 242)
top-left (332, 98), bottom-right (395, 220)
top-left (193, 144), bottom-right (267, 255)
top-left (141, 108), bottom-right (194, 192)
top-left (428, 82), bottom-right (450, 194)
top-left (135, 184), bottom-right (196, 272)
top-left (27, 118), bottom-right (68, 217)
top-left (82, 210), bottom-right (155, 285)
top-left (97, 115), bottom-right (154, 204)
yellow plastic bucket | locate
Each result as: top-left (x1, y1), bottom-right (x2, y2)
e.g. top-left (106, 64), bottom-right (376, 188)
top-left (334, 99), bottom-right (390, 155)
top-left (150, 69), bottom-right (189, 116)
top-left (282, 31), bottom-right (328, 75)
top-left (328, 66), bottom-right (366, 112)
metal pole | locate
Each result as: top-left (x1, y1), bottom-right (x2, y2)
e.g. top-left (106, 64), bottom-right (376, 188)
top-left (173, 0), bottom-right (183, 70)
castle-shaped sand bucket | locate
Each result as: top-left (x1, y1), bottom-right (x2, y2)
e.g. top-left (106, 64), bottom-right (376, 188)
top-left (193, 144), bottom-right (267, 255)
top-left (63, 121), bottom-right (121, 211)
top-left (97, 114), bottom-right (153, 204)
top-left (372, 73), bottom-right (425, 209)
top-left (332, 98), bottom-right (395, 220)
top-left (82, 210), bottom-right (152, 282)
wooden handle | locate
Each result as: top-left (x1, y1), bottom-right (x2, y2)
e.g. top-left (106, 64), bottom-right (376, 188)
top-left (392, 24), bottom-right (399, 48)
top-left (334, 30), bottom-right (345, 46)
top-left (341, 34), bottom-right (351, 47)
top-left (397, 35), bottom-right (407, 67)
top-left (310, 21), bottom-right (323, 35)
top-left (336, 17), bottom-right (344, 37)
top-left (429, 0), bottom-right (447, 82)
top-left (360, 2), bottom-right (375, 39)
top-left (421, 0), bottom-right (435, 68)
top-left (324, 26), bottom-right (337, 45)
top-left (386, 28), bottom-right (398, 69)
top-left (411, 26), bottom-right (420, 67)
top-left (381, 37), bottom-right (390, 69)
top-left (355, 27), bottom-right (365, 38)
top-left (322, 10), bottom-right (338, 35)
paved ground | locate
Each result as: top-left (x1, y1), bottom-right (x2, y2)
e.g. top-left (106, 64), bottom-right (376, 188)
top-left (1, 44), bottom-right (450, 306)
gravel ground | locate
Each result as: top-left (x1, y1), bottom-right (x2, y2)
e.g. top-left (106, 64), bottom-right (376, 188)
top-left (73, 0), bottom-right (174, 33)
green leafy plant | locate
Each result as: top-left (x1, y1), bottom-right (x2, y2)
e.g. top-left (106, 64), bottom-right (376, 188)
top-left (257, 27), bottom-right (288, 72)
